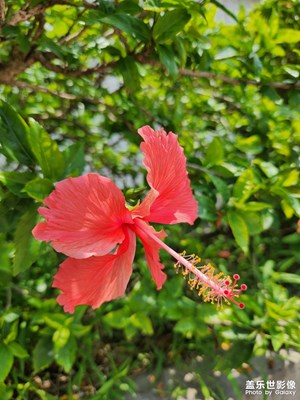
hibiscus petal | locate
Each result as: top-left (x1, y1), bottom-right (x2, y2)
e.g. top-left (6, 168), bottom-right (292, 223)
top-left (132, 219), bottom-right (167, 290)
top-left (133, 126), bottom-right (198, 225)
top-left (32, 173), bottom-right (133, 258)
top-left (53, 227), bottom-right (136, 313)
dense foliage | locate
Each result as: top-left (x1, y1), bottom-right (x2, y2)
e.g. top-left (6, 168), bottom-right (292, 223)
top-left (0, 0), bottom-right (299, 398)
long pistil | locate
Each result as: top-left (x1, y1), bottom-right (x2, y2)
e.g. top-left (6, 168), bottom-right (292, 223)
top-left (136, 219), bottom-right (247, 308)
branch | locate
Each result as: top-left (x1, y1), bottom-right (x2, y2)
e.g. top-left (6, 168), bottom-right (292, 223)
top-left (8, 2), bottom-right (46, 26)
top-left (0, 0), bottom-right (5, 35)
top-left (34, 51), bottom-right (118, 77)
top-left (179, 68), bottom-right (300, 90)
top-left (10, 80), bottom-right (78, 100)
top-left (0, 48), bottom-right (36, 84)
top-left (135, 55), bottom-right (300, 90)
top-left (60, 26), bottom-right (86, 44)
top-left (8, 0), bottom-right (97, 26)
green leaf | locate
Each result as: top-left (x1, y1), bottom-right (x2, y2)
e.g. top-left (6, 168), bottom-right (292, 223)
top-left (71, 323), bottom-right (91, 338)
top-left (130, 313), bottom-right (153, 335)
top-left (118, 1), bottom-right (142, 14)
top-left (203, 137), bottom-right (224, 166)
top-left (102, 13), bottom-right (151, 41)
top-left (153, 8), bottom-right (190, 43)
top-left (28, 118), bottom-right (65, 181)
top-left (227, 210), bottom-right (249, 254)
top-left (215, 47), bottom-right (237, 60)
top-left (0, 243), bottom-right (12, 288)
top-left (55, 335), bottom-right (77, 373)
top-left (277, 29), bottom-right (300, 44)
top-left (39, 37), bottom-right (67, 59)
top-left (13, 204), bottom-right (40, 276)
top-left (239, 211), bottom-right (263, 235)
top-left (53, 327), bottom-right (70, 349)
top-left (236, 135), bottom-right (263, 155)
top-left (256, 161), bottom-right (278, 178)
top-left (118, 56), bottom-right (140, 91)
top-left (0, 343), bottom-right (14, 382)
top-left (8, 342), bottom-right (29, 359)
top-left (282, 170), bottom-right (299, 187)
top-left (273, 272), bottom-right (300, 285)
top-left (17, 33), bottom-right (31, 54)
top-left (4, 321), bottom-right (18, 343)
top-left (157, 45), bottom-right (178, 76)
top-left (43, 314), bottom-right (70, 330)
top-left (33, 336), bottom-right (54, 373)
top-left (196, 194), bottom-right (217, 221)
top-left (265, 300), bottom-right (296, 320)
top-left (283, 66), bottom-right (299, 78)
top-left (209, 174), bottom-right (230, 203)
top-left (251, 53), bottom-right (263, 75)
top-left (0, 383), bottom-right (13, 400)
top-left (63, 142), bottom-right (85, 177)
top-left (174, 317), bottom-right (197, 333)
top-left (0, 100), bottom-right (34, 165)
top-left (103, 309), bottom-right (128, 329)
top-left (233, 168), bottom-right (257, 202)
top-left (174, 37), bottom-right (187, 67)
top-left (270, 331), bottom-right (285, 352)
top-left (0, 171), bottom-right (35, 197)
top-left (30, 388), bottom-right (57, 400)
top-left (272, 187), bottom-right (300, 217)
top-left (237, 202), bottom-right (271, 211)
top-left (24, 178), bottom-right (54, 202)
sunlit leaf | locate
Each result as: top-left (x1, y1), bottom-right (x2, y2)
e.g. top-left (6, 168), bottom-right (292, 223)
top-left (28, 118), bottom-right (65, 181)
top-left (102, 13), bottom-right (151, 41)
top-left (227, 210), bottom-right (249, 254)
top-left (13, 204), bottom-right (40, 276)
top-left (0, 100), bottom-right (34, 165)
top-left (0, 344), bottom-right (13, 383)
top-left (153, 8), bottom-right (190, 43)
top-left (24, 178), bottom-right (54, 202)
top-left (203, 137), bottom-right (224, 167)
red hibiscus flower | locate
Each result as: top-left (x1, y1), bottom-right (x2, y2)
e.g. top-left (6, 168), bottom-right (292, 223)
top-left (33, 126), bottom-right (246, 313)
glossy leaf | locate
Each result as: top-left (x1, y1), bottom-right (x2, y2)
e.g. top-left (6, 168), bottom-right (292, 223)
top-left (55, 335), bottom-right (77, 373)
top-left (24, 178), bottom-right (54, 202)
top-left (33, 337), bottom-right (54, 373)
top-left (27, 118), bottom-right (65, 181)
top-left (63, 142), bottom-right (85, 177)
top-left (53, 327), bottom-right (71, 349)
top-left (157, 45), bottom-right (178, 76)
top-left (0, 344), bottom-right (13, 382)
top-left (118, 56), bottom-right (140, 91)
top-left (203, 137), bottom-right (224, 166)
top-left (8, 342), bottom-right (29, 359)
top-left (233, 169), bottom-right (257, 202)
top-left (209, 174), bottom-right (230, 203)
top-left (153, 8), bottom-right (190, 43)
top-left (0, 101), bottom-right (34, 165)
top-left (13, 204), bottom-right (40, 276)
top-left (227, 210), bottom-right (249, 254)
top-left (102, 13), bottom-right (151, 41)
top-left (236, 135), bottom-right (263, 155)
top-left (0, 171), bottom-right (35, 197)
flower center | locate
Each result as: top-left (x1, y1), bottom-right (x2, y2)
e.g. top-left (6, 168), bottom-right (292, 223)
top-left (135, 219), bottom-right (247, 309)
top-left (174, 253), bottom-right (247, 308)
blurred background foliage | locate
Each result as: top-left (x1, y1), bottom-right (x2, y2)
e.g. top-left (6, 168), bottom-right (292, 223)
top-left (0, 0), bottom-right (299, 398)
